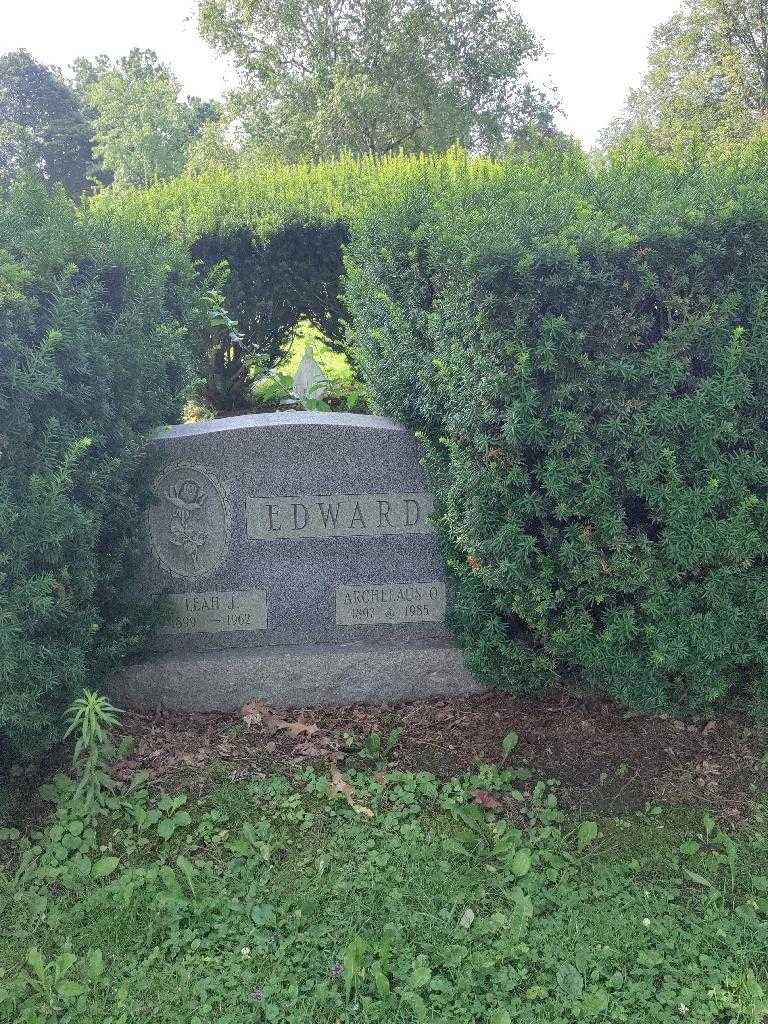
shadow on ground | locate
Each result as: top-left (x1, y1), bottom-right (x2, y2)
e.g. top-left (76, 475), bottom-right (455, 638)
top-left (114, 688), bottom-right (767, 819)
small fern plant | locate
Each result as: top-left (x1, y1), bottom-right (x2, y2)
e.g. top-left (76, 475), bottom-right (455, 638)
top-left (64, 690), bottom-right (122, 816)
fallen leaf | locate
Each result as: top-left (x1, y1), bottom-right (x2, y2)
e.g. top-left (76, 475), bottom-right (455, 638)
top-left (241, 702), bottom-right (268, 728)
top-left (282, 720), bottom-right (319, 740)
top-left (330, 765), bottom-right (355, 799)
top-left (241, 702), bottom-right (318, 740)
top-left (472, 790), bottom-right (504, 811)
top-left (329, 766), bottom-right (374, 818)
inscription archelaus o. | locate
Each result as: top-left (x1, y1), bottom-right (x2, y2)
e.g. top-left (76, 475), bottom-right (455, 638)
top-left (245, 492), bottom-right (434, 541)
top-left (336, 582), bottom-right (446, 625)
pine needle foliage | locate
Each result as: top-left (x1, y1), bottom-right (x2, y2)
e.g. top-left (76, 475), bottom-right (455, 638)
top-left (90, 141), bottom-right (768, 713)
top-left (346, 137), bottom-right (768, 714)
top-left (0, 176), bottom-right (194, 761)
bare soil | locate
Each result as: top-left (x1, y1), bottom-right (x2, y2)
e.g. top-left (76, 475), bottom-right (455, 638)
top-left (113, 688), bottom-right (768, 819)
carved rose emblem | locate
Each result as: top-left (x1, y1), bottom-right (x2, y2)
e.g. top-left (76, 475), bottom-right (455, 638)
top-left (166, 479), bottom-right (209, 567)
top-left (168, 517), bottom-right (208, 557)
top-left (168, 478), bottom-right (206, 510)
top-left (149, 465), bottom-right (229, 579)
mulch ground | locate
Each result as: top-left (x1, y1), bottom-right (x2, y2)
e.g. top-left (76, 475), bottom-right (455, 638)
top-left (113, 688), bottom-right (768, 820)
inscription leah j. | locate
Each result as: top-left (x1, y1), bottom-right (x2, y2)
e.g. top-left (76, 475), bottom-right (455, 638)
top-left (157, 590), bottom-right (267, 634)
top-left (245, 493), bottom-right (434, 541)
top-left (336, 582), bottom-right (446, 625)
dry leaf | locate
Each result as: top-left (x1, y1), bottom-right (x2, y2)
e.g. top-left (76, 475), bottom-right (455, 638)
top-left (472, 790), bottom-right (504, 812)
top-left (282, 720), bottom-right (319, 740)
top-left (329, 765), bottom-right (353, 799)
top-left (241, 702), bottom-right (268, 728)
top-left (330, 766), bottom-right (374, 818)
top-left (241, 702), bottom-right (318, 740)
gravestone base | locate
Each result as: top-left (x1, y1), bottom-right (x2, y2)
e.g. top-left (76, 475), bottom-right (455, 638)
top-left (110, 638), bottom-right (483, 713)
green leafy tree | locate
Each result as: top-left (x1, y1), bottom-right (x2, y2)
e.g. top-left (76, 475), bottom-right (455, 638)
top-left (72, 49), bottom-right (219, 187)
top-left (184, 116), bottom-right (241, 175)
top-left (605, 0), bottom-right (768, 153)
top-left (198, 0), bottom-right (557, 161)
top-left (0, 50), bottom-right (94, 197)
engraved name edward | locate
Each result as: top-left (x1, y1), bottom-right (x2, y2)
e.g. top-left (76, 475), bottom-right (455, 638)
top-left (245, 492), bottom-right (433, 541)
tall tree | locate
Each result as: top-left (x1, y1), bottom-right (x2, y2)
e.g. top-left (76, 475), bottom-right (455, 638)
top-left (605, 0), bottom-right (768, 152)
top-left (197, 0), bottom-right (557, 161)
top-left (72, 49), bottom-right (219, 187)
top-left (0, 50), bottom-right (94, 197)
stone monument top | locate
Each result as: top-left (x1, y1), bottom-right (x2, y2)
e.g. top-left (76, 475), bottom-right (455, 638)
top-left (292, 345), bottom-right (326, 401)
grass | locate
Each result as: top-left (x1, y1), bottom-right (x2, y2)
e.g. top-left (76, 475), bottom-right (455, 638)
top-left (1, 756), bottom-right (767, 1023)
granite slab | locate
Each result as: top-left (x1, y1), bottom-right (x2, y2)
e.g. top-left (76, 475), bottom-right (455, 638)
top-left (110, 411), bottom-right (480, 710)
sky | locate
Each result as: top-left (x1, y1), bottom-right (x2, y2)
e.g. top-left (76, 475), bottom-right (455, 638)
top-left (0, 0), bottom-right (681, 148)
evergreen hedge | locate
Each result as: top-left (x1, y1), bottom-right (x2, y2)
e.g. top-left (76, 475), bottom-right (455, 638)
top-left (88, 154), bottom-right (498, 407)
top-left (0, 177), bottom-right (194, 761)
top-left (347, 140), bottom-right (768, 714)
top-left (89, 161), bottom-right (372, 406)
top-left (76, 143), bottom-right (768, 714)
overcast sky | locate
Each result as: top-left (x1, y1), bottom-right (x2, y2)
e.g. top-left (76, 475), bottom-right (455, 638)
top-left (1, 0), bottom-right (680, 148)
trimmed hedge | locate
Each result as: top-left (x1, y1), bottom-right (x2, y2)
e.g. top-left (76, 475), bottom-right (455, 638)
top-left (89, 161), bottom-right (370, 406)
top-left (69, 142), bottom-right (768, 715)
top-left (347, 139), bottom-right (768, 714)
top-left (0, 177), bottom-right (195, 761)
top-left (190, 220), bottom-right (349, 407)
top-left (88, 154), bottom-right (502, 408)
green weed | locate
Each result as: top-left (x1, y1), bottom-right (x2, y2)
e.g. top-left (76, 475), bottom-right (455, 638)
top-left (0, 759), bottom-right (766, 1022)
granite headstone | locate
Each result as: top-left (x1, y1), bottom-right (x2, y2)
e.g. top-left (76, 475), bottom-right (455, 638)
top-left (110, 411), bottom-right (481, 711)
